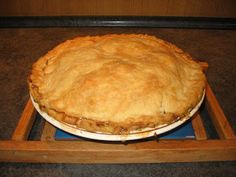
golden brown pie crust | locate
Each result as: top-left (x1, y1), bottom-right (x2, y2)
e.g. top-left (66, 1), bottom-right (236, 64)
top-left (28, 34), bottom-right (206, 134)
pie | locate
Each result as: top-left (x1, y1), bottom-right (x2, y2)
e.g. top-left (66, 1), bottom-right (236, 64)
top-left (28, 34), bottom-right (206, 134)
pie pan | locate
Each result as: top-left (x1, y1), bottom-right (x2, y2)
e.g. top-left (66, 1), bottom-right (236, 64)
top-left (31, 90), bottom-right (205, 141)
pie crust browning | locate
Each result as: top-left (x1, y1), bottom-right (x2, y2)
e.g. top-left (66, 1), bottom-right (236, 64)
top-left (28, 34), bottom-right (206, 134)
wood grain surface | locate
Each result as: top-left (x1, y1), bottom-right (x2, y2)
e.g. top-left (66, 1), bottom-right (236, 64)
top-left (11, 100), bottom-right (36, 141)
top-left (1, 139), bottom-right (236, 163)
top-left (1, 0), bottom-right (236, 17)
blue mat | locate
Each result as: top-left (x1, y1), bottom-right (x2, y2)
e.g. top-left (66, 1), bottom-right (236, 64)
top-left (55, 120), bottom-right (195, 140)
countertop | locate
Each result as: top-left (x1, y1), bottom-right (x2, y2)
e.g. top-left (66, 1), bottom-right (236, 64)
top-left (0, 28), bottom-right (235, 177)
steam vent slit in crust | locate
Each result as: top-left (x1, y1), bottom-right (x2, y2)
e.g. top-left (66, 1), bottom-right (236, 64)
top-left (29, 34), bottom-right (206, 135)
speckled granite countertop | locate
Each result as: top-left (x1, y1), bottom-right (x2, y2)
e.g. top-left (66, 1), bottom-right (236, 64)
top-left (0, 28), bottom-right (236, 177)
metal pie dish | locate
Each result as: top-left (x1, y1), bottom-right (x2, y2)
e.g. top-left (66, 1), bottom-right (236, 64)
top-left (31, 90), bottom-right (205, 141)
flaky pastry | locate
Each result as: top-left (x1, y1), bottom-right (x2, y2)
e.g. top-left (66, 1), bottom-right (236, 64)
top-left (29, 34), bottom-right (206, 134)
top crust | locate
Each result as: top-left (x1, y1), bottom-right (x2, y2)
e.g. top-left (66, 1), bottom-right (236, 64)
top-left (29, 34), bottom-right (206, 134)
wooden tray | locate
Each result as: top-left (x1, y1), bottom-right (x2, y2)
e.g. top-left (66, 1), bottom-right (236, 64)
top-left (0, 62), bottom-right (236, 163)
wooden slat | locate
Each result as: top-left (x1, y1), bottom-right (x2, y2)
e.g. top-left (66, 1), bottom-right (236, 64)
top-left (206, 83), bottom-right (236, 139)
top-left (0, 140), bottom-right (236, 163)
top-left (191, 113), bottom-right (208, 140)
top-left (41, 122), bottom-right (56, 141)
top-left (11, 99), bottom-right (36, 141)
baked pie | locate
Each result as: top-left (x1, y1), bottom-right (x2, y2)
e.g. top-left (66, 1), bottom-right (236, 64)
top-left (28, 34), bottom-right (206, 134)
